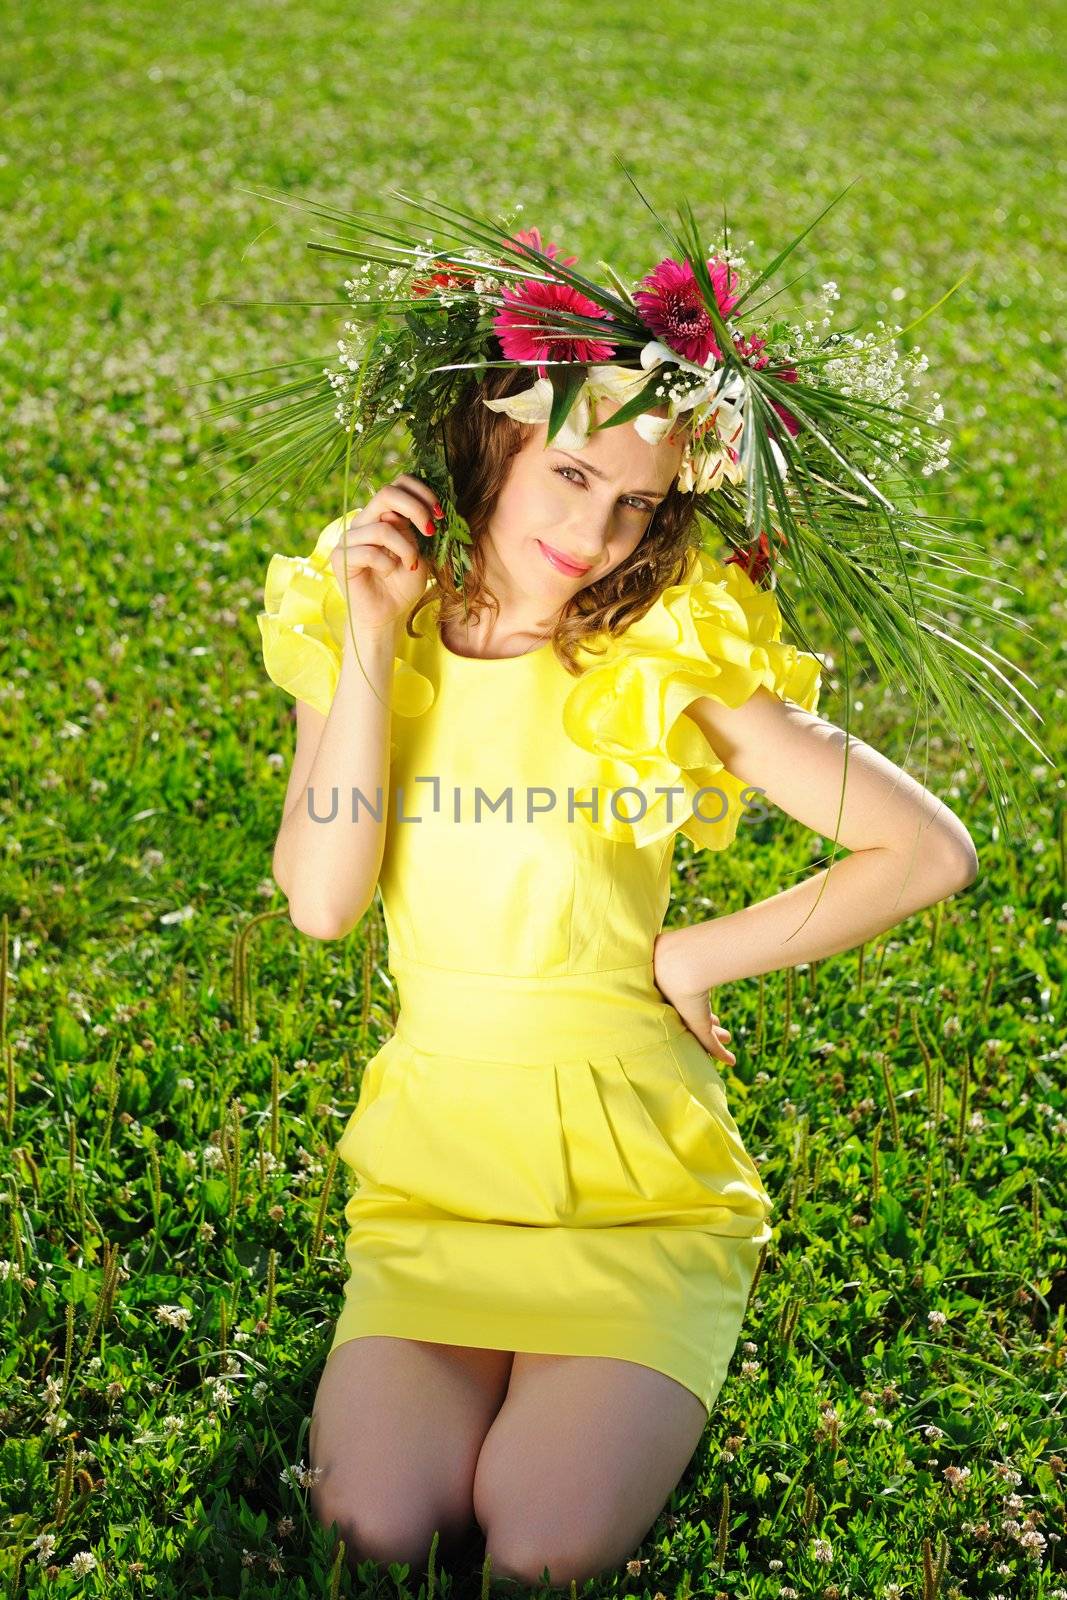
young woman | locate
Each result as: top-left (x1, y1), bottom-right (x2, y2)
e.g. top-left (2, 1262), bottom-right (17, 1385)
top-left (260, 367), bottom-right (978, 1590)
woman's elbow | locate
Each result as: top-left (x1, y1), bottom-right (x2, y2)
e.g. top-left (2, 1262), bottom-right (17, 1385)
top-left (928, 819), bottom-right (980, 895)
top-left (285, 898), bottom-right (367, 942)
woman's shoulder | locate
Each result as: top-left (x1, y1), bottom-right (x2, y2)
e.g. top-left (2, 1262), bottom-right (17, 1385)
top-left (257, 516), bottom-right (434, 718)
top-left (559, 544), bottom-right (824, 852)
top-left (566, 544), bottom-right (822, 710)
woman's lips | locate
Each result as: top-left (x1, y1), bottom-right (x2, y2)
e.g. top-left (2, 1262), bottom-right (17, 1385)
top-left (538, 539), bottom-right (591, 577)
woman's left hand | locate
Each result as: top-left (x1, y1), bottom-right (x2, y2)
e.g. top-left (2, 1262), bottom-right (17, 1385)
top-left (652, 927), bottom-right (736, 1066)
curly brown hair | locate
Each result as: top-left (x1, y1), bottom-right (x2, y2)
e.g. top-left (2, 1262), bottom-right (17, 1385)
top-left (407, 365), bottom-right (703, 676)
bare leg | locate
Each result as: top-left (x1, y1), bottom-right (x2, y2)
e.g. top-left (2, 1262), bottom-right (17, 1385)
top-left (309, 1336), bottom-right (514, 1575)
top-left (473, 1351), bottom-right (708, 1590)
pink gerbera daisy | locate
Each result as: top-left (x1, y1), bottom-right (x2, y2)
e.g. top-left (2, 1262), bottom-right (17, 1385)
top-left (633, 255), bottom-right (741, 366)
top-left (511, 226), bottom-right (579, 268)
top-left (493, 241), bottom-right (617, 378)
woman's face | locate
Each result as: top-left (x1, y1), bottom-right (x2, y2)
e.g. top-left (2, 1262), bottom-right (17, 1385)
top-left (482, 399), bottom-right (685, 601)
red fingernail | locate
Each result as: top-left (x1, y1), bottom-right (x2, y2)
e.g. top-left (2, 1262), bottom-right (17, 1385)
top-left (425, 518), bottom-right (434, 535)
top-left (433, 502), bottom-right (444, 518)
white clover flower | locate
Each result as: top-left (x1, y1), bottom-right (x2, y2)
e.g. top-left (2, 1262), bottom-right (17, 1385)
top-left (33, 1533), bottom-right (57, 1565)
top-left (280, 1459), bottom-right (323, 1490)
top-left (156, 1304), bottom-right (193, 1330)
top-left (159, 905), bottom-right (195, 927)
top-left (69, 1551), bottom-right (97, 1575)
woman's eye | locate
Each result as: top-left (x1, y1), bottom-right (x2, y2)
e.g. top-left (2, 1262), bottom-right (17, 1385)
top-left (552, 464), bottom-right (649, 512)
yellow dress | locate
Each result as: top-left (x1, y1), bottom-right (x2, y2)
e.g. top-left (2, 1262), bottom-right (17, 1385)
top-left (259, 517), bottom-right (822, 1416)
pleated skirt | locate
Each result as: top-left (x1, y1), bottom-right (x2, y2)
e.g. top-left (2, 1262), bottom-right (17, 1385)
top-left (326, 957), bottom-right (773, 1416)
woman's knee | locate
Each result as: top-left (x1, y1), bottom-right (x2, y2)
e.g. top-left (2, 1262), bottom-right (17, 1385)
top-left (484, 1525), bottom-right (617, 1591)
top-left (305, 1336), bottom-right (512, 1572)
top-left (311, 1481), bottom-right (473, 1571)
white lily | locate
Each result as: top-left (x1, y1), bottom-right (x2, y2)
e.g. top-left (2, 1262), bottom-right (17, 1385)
top-left (679, 373), bottom-right (791, 495)
top-left (481, 363), bottom-right (652, 451)
top-left (768, 437), bottom-right (790, 480)
top-left (480, 341), bottom-right (787, 495)
top-left (624, 340), bottom-right (741, 444)
top-left (481, 340), bottom-right (730, 443)
top-left (679, 443), bottom-right (736, 494)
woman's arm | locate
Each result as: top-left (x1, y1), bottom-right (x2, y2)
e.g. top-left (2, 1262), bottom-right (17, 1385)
top-left (655, 684), bottom-right (979, 1001)
top-left (271, 621), bottom-right (401, 941)
top-left (267, 475), bottom-right (437, 942)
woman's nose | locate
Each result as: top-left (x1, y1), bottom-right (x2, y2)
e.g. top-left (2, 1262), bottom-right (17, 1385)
top-left (563, 510), bottom-right (613, 560)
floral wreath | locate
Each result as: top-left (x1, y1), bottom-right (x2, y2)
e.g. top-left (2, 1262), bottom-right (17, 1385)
top-left (203, 162), bottom-right (1049, 830)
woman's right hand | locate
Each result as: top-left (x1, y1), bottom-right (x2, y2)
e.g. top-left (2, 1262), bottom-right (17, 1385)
top-left (329, 473), bottom-right (442, 637)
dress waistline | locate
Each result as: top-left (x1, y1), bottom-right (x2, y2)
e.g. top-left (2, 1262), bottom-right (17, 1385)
top-left (387, 955), bottom-right (690, 1066)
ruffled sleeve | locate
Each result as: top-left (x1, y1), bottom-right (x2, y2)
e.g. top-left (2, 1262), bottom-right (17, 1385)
top-left (561, 547), bottom-right (823, 852)
top-left (257, 516), bottom-right (435, 719)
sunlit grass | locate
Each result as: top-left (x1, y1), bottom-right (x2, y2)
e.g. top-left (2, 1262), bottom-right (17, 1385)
top-left (0, 0), bottom-right (1063, 1596)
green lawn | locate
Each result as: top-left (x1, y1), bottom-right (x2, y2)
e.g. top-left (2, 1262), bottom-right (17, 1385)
top-left (0, 0), bottom-right (1064, 1596)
